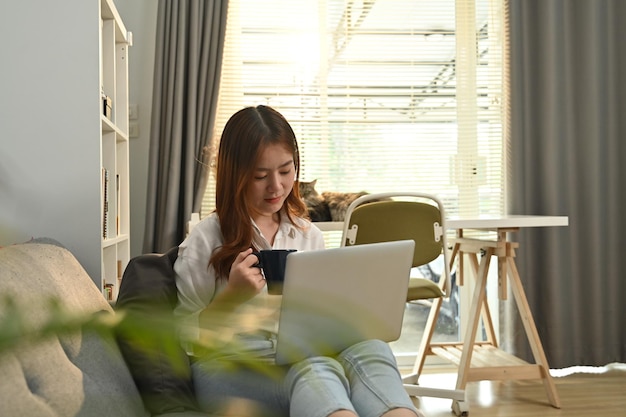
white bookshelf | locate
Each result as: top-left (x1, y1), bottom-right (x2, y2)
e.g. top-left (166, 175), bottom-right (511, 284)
top-left (100, 0), bottom-right (131, 301)
top-left (0, 0), bottom-right (131, 301)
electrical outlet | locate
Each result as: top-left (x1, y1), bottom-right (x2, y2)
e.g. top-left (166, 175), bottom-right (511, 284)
top-left (129, 103), bottom-right (138, 120)
top-left (129, 122), bottom-right (139, 138)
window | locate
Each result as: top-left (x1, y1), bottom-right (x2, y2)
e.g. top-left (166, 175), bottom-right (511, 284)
top-left (201, 0), bottom-right (509, 361)
top-left (202, 0), bottom-right (508, 222)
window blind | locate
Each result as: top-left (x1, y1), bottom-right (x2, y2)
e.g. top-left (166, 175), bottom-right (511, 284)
top-left (202, 0), bottom-right (509, 221)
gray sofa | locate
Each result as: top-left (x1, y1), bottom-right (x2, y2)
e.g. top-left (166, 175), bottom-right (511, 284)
top-left (0, 239), bottom-right (211, 417)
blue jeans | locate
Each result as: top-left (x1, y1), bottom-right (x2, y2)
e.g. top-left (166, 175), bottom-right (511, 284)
top-left (192, 339), bottom-right (418, 417)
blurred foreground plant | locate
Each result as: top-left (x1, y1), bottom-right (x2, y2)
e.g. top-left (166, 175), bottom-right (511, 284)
top-left (0, 295), bottom-right (279, 379)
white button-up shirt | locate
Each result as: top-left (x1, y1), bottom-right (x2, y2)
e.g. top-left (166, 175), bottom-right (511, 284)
top-left (174, 212), bottom-right (325, 352)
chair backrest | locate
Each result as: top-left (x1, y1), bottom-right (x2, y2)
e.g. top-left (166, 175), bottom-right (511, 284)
top-left (340, 192), bottom-right (451, 295)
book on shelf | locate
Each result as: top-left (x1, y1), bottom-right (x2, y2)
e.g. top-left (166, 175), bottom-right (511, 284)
top-left (116, 174), bottom-right (120, 235)
top-left (102, 168), bottom-right (109, 239)
top-left (103, 279), bottom-right (114, 301)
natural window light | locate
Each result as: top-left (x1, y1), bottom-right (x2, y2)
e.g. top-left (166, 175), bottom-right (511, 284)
top-left (202, 0), bottom-right (508, 222)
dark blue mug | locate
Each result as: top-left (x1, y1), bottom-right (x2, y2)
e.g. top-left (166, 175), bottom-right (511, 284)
top-left (252, 249), bottom-right (297, 295)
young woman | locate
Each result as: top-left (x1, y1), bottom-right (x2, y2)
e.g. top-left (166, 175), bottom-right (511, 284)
top-left (174, 105), bottom-right (423, 417)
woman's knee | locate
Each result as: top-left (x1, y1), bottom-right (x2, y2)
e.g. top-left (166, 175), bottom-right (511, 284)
top-left (286, 356), bottom-right (357, 415)
top-left (338, 339), bottom-right (402, 380)
top-left (286, 355), bottom-right (351, 392)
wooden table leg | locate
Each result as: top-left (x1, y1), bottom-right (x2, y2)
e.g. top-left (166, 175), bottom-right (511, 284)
top-left (441, 230), bottom-right (560, 411)
top-left (498, 230), bottom-right (508, 300)
top-left (507, 256), bottom-right (561, 408)
top-left (456, 229), bottom-right (464, 286)
top-left (456, 247), bottom-right (494, 390)
top-left (467, 251), bottom-right (498, 346)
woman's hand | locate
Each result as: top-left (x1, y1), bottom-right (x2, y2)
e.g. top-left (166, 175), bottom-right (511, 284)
top-left (223, 248), bottom-right (266, 303)
top-left (199, 248), bottom-right (266, 333)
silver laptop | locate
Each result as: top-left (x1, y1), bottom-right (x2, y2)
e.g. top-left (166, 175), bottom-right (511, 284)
top-left (274, 240), bottom-right (415, 365)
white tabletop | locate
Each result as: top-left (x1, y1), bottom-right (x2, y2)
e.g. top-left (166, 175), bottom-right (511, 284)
top-left (313, 215), bottom-right (568, 232)
top-left (446, 215), bottom-right (569, 230)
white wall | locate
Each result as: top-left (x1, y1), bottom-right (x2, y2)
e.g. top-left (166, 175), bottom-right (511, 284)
top-left (0, 0), bottom-right (158, 259)
top-left (115, 0), bottom-right (158, 256)
top-left (0, 0), bottom-right (104, 278)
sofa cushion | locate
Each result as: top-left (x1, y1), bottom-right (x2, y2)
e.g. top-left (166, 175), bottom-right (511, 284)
top-left (115, 248), bottom-right (201, 415)
top-left (0, 240), bottom-right (148, 417)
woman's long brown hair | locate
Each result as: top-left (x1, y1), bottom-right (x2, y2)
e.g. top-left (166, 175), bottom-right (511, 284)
top-left (210, 105), bottom-right (307, 280)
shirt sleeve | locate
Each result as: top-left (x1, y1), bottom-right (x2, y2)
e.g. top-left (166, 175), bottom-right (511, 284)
top-left (173, 215), bottom-right (223, 343)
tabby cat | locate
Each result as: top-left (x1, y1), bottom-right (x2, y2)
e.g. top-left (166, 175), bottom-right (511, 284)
top-left (299, 180), bottom-right (377, 222)
top-left (299, 179), bottom-right (332, 221)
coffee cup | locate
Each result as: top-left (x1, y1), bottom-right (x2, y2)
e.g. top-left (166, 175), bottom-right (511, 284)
top-left (252, 249), bottom-right (296, 295)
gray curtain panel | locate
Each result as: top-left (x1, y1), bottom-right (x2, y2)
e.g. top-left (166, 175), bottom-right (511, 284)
top-left (143, 0), bottom-right (228, 253)
top-left (508, 0), bottom-right (626, 367)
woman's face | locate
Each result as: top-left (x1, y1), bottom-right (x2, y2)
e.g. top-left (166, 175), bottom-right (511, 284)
top-left (247, 143), bottom-right (296, 220)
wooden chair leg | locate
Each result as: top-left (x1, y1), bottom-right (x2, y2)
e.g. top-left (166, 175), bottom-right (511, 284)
top-left (404, 295), bottom-right (444, 383)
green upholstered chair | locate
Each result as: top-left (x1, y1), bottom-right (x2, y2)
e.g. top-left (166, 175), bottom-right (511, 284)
top-left (340, 192), bottom-right (468, 416)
